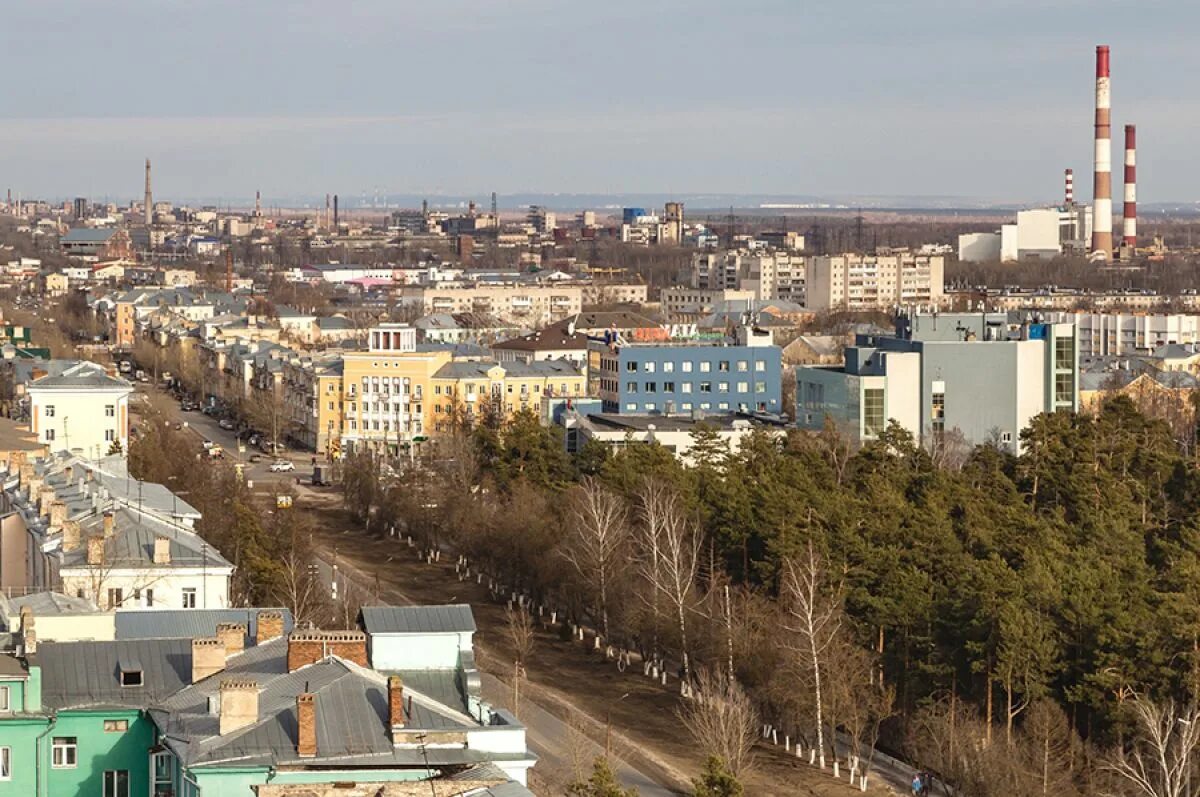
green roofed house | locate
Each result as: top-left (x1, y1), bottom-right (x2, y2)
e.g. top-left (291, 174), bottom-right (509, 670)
top-left (0, 604), bottom-right (535, 797)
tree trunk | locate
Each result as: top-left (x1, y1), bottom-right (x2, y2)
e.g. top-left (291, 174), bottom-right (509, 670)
top-left (985, 668), bottom-right (994, 747)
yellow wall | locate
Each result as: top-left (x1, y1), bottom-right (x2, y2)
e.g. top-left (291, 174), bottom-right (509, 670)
top-left (340, 349), bottom-right (452, 450)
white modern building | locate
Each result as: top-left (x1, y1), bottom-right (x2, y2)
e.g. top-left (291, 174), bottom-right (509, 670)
top-left (1040, 311), bottom-right (1200, 357)
top-left (958, 206), bottom-right (1093, 263)
top-left (796, 312), bottom-right (1078, 454)
top-left (27, 362), bottom-right (132, 458)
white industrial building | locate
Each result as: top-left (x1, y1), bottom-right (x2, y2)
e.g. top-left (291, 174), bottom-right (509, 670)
top-left (958, 206), bottom-right (1092, 263)
top-left (1041, 311), bottom-right (1200, 357)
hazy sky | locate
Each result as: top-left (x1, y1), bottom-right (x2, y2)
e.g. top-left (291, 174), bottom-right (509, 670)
top-left (1, 0), bottom-right (1196, 204)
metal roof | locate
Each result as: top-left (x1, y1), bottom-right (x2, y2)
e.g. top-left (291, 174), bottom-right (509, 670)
top-left (360, 604), bottom-right (476, 635)
top-left (38, 638), bottom-right (193, 709)
top-left (62, 228), bottom-right (117, 243)
top-left (59, 507), bottom-right (232, 570)
top-left (115, 608), bottom-right (294, 642)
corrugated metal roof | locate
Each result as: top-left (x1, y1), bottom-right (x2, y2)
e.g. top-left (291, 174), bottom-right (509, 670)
top-left (39, 638), bottom-right (192, 708)
top-left (59, 507), bottom-right (231, 570)
top-left (360, 604), bottom-right (476, 635)
top-left (115, 608), bottom-right (294, 642)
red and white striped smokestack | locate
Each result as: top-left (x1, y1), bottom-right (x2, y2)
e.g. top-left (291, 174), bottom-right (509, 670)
top-left (1064, 169), bottom-right (1074, 206)
top-left (1123, 124), bottom-right (1136, 249)
top-left (1091, 45), bottom-right (1113, 260)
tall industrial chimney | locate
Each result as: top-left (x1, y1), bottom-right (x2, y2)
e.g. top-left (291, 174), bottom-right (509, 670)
top-left (255, 190), bottom-right (262, 217)
top-left (1064, 169), bottom-right (1074, 207)
top-left (144, 158), bottom-right (153, 227)
top-left (1123, 124), bottom-right (1137, 251)
top-left (1090, 45), bottom-right (1113, 261)
top-left (333, 195), bottom-right (339, 228)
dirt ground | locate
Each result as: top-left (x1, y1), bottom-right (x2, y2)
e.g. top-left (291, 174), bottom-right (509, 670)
top-left (301, 492), bottom-right (892, 797)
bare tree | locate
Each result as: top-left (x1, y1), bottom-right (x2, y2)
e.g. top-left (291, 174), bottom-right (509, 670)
top-left (782, 541), bottom-right (842, 769)
top-left (678, 667), bottom-right (759, 779)
top-left (635, 479), bottom-right (703, 686)
top-left (1104, 695), bottom-right (1200, 797)
top-left (561, 478), bottom-right (629, 641)
top-left (273, 546), bottom-right (326, 627)
top-left (506, 606), bottom-right (535, 718)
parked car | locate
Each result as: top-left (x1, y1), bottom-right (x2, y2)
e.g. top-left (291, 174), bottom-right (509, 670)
top-left (218, 419), bottom-right (235, 431)
top-left (268, 460), bottom-right (295, 473)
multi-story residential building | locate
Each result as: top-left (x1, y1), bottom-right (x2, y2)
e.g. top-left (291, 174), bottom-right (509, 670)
top-left (580, 282), bottom-right (649, 305)
top-left (282, 354), bottom-right (345, 455)
top-left (689, 251), bottom-right (806, 303)
top-left (594, 326), bottom-right (782, 416)
top-left (1040, 311), bottom-right (1200, 357)
top-left (0, 603), bottom-right (535, 797)
top-left (806, 251), bottom-right (945, 312)
top-left (26, 362), bottom-right (132, 458)
top-left (795, 312), bottom-right (1078, 453)
top-left (492, 326), bottom-right (589, 370)
top-left (661, 287), bottom-right (758, 319)
top-left (399, 284), bottom-right (583, 326)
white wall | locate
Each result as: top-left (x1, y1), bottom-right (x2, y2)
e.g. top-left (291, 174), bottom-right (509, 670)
top-left (957, 233), bottom-right (1002, 263)
top-left (60, 566), bottom-right (232, 611)
top-left (28, 387), bottom-right (130, 458)
top-left (369, 631), bottom-right (472, 670)
top-left (1016, 209), bottom-right (1062, 259)
top-left (1000, 225), bottom-right (1019, 263)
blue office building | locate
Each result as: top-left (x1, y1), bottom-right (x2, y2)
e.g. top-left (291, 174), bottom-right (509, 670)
top-left (595, 328), bottom-right (782, 416)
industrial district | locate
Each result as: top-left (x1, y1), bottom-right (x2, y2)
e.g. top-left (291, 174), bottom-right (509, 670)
top-left (0, 35), bottom-right (1199, 797)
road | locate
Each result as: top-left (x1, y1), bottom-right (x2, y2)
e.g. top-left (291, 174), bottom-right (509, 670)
top-left (143, 388), bottom-right (683, 796)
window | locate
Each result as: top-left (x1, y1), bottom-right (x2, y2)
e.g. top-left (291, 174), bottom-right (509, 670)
top-left (863, 388), bottom-right (885, 437)
top-left (644, 403), bottom-right (656, 412)
top-left (737, 361), bottom-right (749, 373)
top-left (52, 737), bottom-right (77, 768)
top-left (700, 382), bottom-right (712, 393)
top-left (103, 769), bottom-right (130, 797)
top-left (0, 686), bottom-right (8, 713)
top-left (664, 382), bottom-right (675, 393)
top-left (755, 381), bottom-right (766, 394)
top-left (1055, 373), bottom-right (1074, 404)
top-left (700, 361), bottom-right (711, 373)
top-left (737, 382), bottom-right (749, 393)
top-left (663, 362), bottom-right (674, 373)
top-left (105, 429), bottom-right (116, 442)
top-left (105, 718), bottom-right (130, 731)
top-left (1001, 431), bottom-right (1013, 445)
top-left (755, 360), bottom-right (766, 372)
top-left (645, 382), bottom-right (656, 393)
top-left (717, 382), bottom-right (729, 393)
top-left (682, 362), bottom-right (693, 373)
top-left (625, 403), bottom-right (638, 412)
top-left (644, 361), bottom-right (655, 373)
top-left (182, 588), bottom-right (197, 609)
top-left (45, 405), bottom-right (55, 417)
top-left (0, 746), bottom-right (8, 780)
top-left (106, 588), bottom-right (123, 609)
top-left (681, 383), bottom-right (693, 394)
top-left (105, 405), bottom-right (115, 417)
top-left (144, 589), bottom-right (153, 607)
top-left (626, 361), bottom-right (638, 373)
top-left (1055, 336), bottom-right (1074, 370)
top-left (718, 361), bottom-right (730, 372)
top-left (45, 429), bottom-right (55, 442)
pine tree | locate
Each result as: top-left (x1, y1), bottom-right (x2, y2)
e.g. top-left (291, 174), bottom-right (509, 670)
top-left (692, 756), bottom-right (743, 797)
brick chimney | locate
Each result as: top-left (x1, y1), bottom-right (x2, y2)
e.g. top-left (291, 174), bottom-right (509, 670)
top-left (256, 611), bottom-right (285, 645)
top-left (388, 675), bottom-right (405, 734)
top-left (20, 606), bottom-right (35, 655)
top-left (102, 511), bottom-right (115, 538)
top-left (286, 630), bottom-right (368, 672)
top-left (296, 693), bottom-right (317, 757)
top-left (26, 477), bottom-right (43, 503)
top-left (86, 536), bottom-right (104, 566)
top-left (49, 501), bottom-right (67, 528)
top-left (218, 679), bottom-right (259, 735)
top-left (191, 638), bottom-right (226, 683)
top-left (18, 463), bottom-right (33, 488)
top-left (38, 486), bottom-right (55, 516)
top-left (62, 520), bottom-right (81, 553)
top-left (153, 536), bottom-right (170, 565)
top-left (215, 622), bottom-right (246, 655)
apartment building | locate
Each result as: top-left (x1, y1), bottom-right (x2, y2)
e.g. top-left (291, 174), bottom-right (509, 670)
top-left (690, 250), bottom-right (806, 303)
top-left (282, 354), bottom-right (345, 454)
top-left (1039, 311), bottom-right (1200, 357)
top-left (806, 252), bottom-right (945, 312)
top-left (430, 360), bottom-right (585, 432)
top-left (399, 284), bottom-right (583, 325)
top-left (795, 312), bottom-right (1077, 453)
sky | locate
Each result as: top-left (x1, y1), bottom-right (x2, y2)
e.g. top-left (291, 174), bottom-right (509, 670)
top-left (1, 0), bottom-right (1197, 205)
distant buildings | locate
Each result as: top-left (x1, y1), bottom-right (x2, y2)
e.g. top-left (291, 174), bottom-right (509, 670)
top-left (957, 206), bottom-right (1092, 263)
top-left (690, 250), bottom-right (806, 303)
top-left (562, 411), bottom-right (788, 465)
top-left (796, 312), bottom-right (1078, 453)
top-left (1039, 311), bottom-right (1200, 357)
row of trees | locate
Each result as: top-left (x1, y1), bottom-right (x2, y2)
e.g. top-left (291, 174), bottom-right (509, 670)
top-left (343, 399), bottom-right (1200, 795)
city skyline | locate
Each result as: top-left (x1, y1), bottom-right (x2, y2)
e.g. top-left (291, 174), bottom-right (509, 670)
top-left (2, 0), bottom-right (1197, 203)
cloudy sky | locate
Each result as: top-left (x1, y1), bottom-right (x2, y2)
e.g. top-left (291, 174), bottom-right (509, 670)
top-left (1, 0), bottom-right (1195, 205)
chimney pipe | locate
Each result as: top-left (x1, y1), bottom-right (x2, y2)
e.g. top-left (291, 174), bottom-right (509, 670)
top-left (191, 638), bottom-right (226, 683)
top-left (1091, 45), bottom-right (1113, 261)
top-left (333, 195), bottom-right (339, 229)
top-left (218, 679), bottom-right (259, 735)
top-left (153, 536), bottom-right (171, 565)
top-left (215, 622), bottom-right (246, 655)
top-left (86, 536), bottom-right (104, 566)
top-left (102, 511), bottom-right (115, 538)
top-left (388, 675), bottom-right (406, 734)
top-left (1064, 168), bottom-right (1074, 207)
top-left (297, 693), bottom-right (317, 757)
top-left (1123, 123), bottom-right (1137, 250)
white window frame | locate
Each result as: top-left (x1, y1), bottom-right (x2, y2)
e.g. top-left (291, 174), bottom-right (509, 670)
top-left (0, 746), bottom-right (9, 780)
top-left (0, 685), bottom-right (9, 713)
top-left (52, 737), bottom-right (77, 768)
top-left (182, 588), bottom-right (197, 609)
top-left (103, 769), bottom-right (130, 797)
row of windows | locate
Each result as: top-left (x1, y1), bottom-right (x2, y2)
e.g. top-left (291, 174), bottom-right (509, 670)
top-left (625, 381), bottom-right (767, 395)
top-left (84, 587), bottom-right (196, 609)
top-left (623, 401), bottom-right (768, 413)
top-left (624, 360), bottom-right (767, 374)
top-left (45, 405), bottom-right (117, 417)
top-left (44, 429), bottom-right (119, 442)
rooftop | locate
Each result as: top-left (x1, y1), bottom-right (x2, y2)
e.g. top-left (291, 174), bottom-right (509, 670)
top-left (360, 604), bottom-right (477, 635)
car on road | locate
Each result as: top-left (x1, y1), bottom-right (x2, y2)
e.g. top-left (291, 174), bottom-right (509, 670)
top-left (268, 460), bottom-right (295, 473)
top-left (218, 419), bottom-right (236, 431)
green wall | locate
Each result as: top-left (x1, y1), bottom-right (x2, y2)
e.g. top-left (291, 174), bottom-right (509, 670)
top-left (188, 766), bottom-right (430, 796)
top-left (0, 717), bottom-right (46, 797)
top-left (44, 710), bottom-right (153, 797)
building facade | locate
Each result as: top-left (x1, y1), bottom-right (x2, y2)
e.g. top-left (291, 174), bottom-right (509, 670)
top-left (26, 363), bottom-right (132, 458)
top-left (806, 252), bottom-right (945, 312)
top-left (795, 313), bottom-right (1078, 453)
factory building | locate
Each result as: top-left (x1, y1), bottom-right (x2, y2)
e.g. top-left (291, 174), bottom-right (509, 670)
top-left (957, 206), bottom-right (1091, 263)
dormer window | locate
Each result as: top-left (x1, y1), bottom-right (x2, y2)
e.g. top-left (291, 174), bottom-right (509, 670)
top-left (118, 654), bottom-right (143, 687)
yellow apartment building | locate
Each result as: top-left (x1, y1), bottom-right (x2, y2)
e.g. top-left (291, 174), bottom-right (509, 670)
top-left (429, 359), bottom-right (585, 432)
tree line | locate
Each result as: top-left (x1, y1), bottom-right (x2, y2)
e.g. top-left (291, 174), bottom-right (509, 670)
top-left (343, 399), bottom-right (1200, 796)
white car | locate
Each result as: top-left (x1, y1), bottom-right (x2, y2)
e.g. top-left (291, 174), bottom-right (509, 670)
top-left (268, 461), bottom-right (295, 473)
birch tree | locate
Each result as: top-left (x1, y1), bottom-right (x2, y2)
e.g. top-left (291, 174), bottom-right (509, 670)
top-left (783, 541), bottom-right (842, 768)
top-left (678, 667), bottom-right (758, 779)
top-left (562, 477), bottom-right (629, 640)
top-left (636, 478), bottom-right (703, 685)
top-left (1104, 696), bottom-right (1200, 797)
